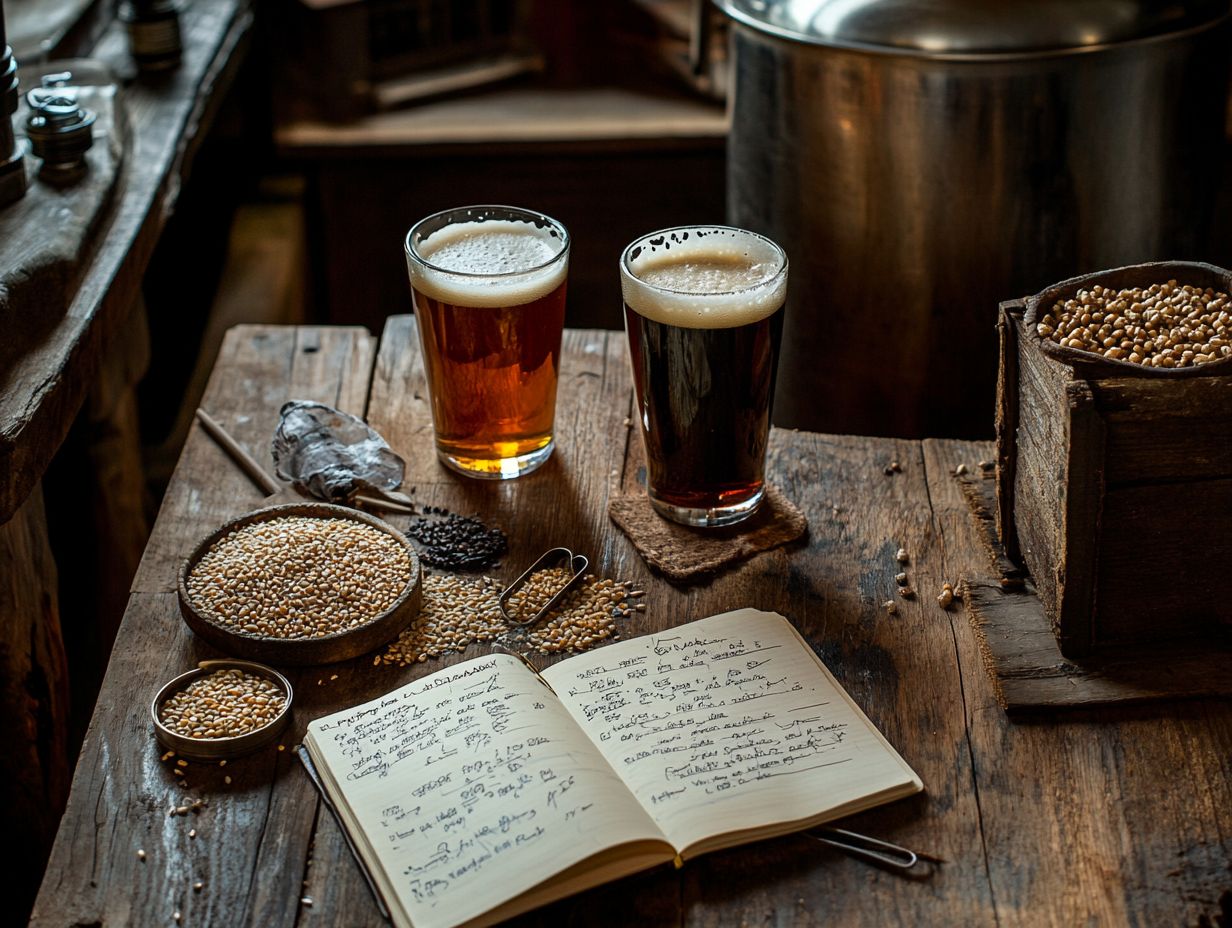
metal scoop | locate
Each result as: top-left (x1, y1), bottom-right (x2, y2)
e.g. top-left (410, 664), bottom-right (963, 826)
top-left (499, 547), bottom-right (590, 628)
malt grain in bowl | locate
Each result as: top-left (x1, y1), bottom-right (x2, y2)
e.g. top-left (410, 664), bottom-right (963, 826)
top-left (178, 502), bottom-right (423, 666)
top-left (1023, 260), bottom-right (1232, 378)
top-left (151, 660), bottom-right (293, 761)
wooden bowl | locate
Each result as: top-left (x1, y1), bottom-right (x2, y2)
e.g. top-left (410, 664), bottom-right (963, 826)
top-left (1023, 260), bottom-right (1232, 379)
top-left (178, 502), bottom-right (422, 666)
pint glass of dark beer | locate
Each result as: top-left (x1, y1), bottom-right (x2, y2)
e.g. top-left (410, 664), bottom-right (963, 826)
top-left (405, 206), bottom-right (569, 479)
top-left (620, 226), bottom-right (787, 527)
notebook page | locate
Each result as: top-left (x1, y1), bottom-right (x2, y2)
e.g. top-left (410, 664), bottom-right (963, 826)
top-left (542, 609), bottom-right (921, 854)
top-left (306, 654), bottom-right (666, 928)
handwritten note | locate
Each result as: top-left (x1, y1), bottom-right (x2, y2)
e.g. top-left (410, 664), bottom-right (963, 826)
top-left (543, 609), bottom-right (916, 854)
top-left (306, 655), bottom-right (664, 928)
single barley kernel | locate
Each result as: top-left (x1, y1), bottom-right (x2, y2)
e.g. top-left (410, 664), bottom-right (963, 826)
top-left (937, 582), bottom-right (955, 610)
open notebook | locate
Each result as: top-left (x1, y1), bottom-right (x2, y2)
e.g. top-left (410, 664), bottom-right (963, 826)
top-left (302, 608), bottom-right (923, 928)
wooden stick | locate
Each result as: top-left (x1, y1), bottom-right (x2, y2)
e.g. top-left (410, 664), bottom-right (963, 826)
top-left (354, 494), bottom-right (416, 516)
top-left (194, 408), bottom-right (281, 496)
top-left (196, 408), bottom-right (418, 516)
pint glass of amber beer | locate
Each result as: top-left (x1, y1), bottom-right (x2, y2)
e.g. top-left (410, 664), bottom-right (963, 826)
top-left (405, 206), bottom-right (569, 479)
top-left (620, 226), bottom-right (787, 527)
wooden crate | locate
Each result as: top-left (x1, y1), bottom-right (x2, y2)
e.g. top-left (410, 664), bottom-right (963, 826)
top-left (996, 261), bottom-right (1232, 658)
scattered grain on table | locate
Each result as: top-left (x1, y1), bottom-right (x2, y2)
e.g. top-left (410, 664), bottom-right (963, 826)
top-left (520, 575), bottom-right (635, 654)
top-left (378, 568), bottom-right (641, 666)
top-left (186, 515), bottom-right (411, 639)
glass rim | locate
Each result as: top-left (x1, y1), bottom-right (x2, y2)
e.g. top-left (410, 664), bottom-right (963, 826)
top-left (620, 224), bottom-right (788, 298)
top-left (405, 204), bottom-right (570, 281)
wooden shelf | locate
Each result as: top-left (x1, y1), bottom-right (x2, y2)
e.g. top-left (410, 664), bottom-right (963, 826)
top-left (276, 85), bottom-right (728, 155)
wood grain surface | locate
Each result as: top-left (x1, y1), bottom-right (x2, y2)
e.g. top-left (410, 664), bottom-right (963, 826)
top-left (31, 321), bottom-right (1232, 928)
top-left (0, 483), bottom-right (69, 915)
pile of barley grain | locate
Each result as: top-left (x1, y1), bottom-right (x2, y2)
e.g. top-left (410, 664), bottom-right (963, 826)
top-left (377, 569), bottom-right (642, 666)
top-left (159, 668), bottom-right (286, 739)
top-left (1036, 280), bottom-right (1232, 368)
top-left (187, 515), bottom-right (411, 639)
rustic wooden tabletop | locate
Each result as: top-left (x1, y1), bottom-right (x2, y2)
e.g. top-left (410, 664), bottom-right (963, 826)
top-left (30, 317), bottom-right (1232, 927)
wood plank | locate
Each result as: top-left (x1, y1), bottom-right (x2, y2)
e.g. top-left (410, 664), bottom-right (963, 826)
top-left (964, 579), bottom-right (1232, 708)
top-left (276, 86), bottom-right (727, 154)
top-left (0, 78), bottom-right (125, 374)
top-left (1057, 381), bottom-right (1104, 656)
top-left (0, 483), bottom-right (69, 919)
top-left (1095, 374), bottom-right (1232, 484)
top-left (925, 437), bottom-right (1232, 928)
top-left (30, 324), bottom-right (378, 928)
top-left (0, 0), bottom-right (252, 523)
top-left (945, 467), bottom-right (1232, 708)
top-left (674, 432), bottom-right (997, 926)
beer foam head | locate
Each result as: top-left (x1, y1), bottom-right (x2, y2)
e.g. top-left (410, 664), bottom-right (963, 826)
top-left (621, 226), bottom-right (787, 329)
top-left (407, 216), bottom-right (569, 309)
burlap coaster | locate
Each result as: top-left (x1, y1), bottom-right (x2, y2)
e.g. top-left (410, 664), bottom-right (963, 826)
top-left (608, 485), bottom-right (808, 582)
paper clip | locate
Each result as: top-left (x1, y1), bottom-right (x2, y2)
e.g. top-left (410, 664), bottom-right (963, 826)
top-left (499, 547), bottom-right (589, 627)
top-left (807, 827), bottom-right (937, 872)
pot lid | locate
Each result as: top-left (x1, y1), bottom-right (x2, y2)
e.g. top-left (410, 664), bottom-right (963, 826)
top-left (716, 0), bottom-right (1230, 55)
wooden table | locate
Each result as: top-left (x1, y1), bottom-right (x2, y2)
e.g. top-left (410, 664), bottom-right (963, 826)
top-left (31, 318), bottom-right (1232, 927)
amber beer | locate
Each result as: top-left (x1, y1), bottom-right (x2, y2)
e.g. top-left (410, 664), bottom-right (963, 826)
top-left (621, 226), bottom-right (787, 527)
top-left (405, 207), bottom-right (569, 479)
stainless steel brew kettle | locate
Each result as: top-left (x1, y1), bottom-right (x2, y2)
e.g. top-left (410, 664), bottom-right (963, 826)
top-left (719, 0), bottom-right (1232, 437)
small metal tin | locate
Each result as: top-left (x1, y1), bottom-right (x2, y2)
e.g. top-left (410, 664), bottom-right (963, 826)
top-left (151, 659), bottom-right (293, 761)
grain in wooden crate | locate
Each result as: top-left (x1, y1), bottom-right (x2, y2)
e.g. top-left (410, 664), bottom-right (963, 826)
top-left (997, 261), bottom-right (1232, 657)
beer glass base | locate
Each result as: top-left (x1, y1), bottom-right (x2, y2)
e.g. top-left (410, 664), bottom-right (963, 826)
top-left (648, 486), bottom-right (765, 528)
top-left (437, 440), bottom-right (554, 480)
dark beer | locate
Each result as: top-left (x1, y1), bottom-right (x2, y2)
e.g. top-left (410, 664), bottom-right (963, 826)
top-left (621, 227), bottom-right (787, 527)
top-left (406, 209), bottom-right (569, 479)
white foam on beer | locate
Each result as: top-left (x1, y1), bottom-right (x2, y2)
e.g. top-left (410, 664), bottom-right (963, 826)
top-left (621, 232), bottom-right (786, 329)
top-left (410, 220), bottom-right (568, 308)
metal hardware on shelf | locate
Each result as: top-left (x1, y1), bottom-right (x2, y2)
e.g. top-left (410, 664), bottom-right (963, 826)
top-left (25, 72), bottom-right (96, 184)
top-left (119, 0), bottom-right (183, 73)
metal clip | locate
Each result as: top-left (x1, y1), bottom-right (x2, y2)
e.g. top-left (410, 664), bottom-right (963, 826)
top-left (499, 547), bottom-right (589, 627)
top-left (807, 827), bottom-right (939, 872)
